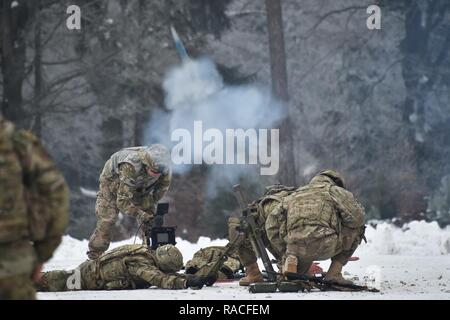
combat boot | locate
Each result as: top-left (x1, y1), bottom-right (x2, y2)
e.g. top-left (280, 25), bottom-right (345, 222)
top-left (239, 262), bottom-right (264, 286)
top-left (282, 255), bottom-right (298, 275)
top-left (324, 260), bottom-right (354, 285)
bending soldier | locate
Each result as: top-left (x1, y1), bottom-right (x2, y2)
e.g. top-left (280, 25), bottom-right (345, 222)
top-left (38, 244), bottom-right (209, 291)
top-left (229, 170), bottom-right (366, 286)
top-left (0, 117), bottom-right (69, 299)
top-left (88, 145), bottom-right (171, 260)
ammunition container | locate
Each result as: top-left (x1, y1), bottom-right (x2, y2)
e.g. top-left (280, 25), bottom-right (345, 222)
top-left (249, 282), bottom-right (277, 293)
top-left (278, 281), bottom-right (301, 292)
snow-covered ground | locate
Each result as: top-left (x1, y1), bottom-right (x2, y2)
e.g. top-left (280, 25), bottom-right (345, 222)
top-left (38, 221), bottom-right (450, 300)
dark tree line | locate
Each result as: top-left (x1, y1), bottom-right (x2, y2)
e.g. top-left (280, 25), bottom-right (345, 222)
top-left (1, 0), bottom-right (449, 241)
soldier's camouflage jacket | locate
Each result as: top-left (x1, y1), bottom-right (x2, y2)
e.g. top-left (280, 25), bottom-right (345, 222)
top-left (246, 177), bottom-right (365, 261)
top-left (100, 147), bottom-right (171, 218)
top-left (283, 174), bottom-right (366, 257)
top-left (0, 118), bottom-right (69, 278)
top-left (40, 244), bottom-right (187, 291)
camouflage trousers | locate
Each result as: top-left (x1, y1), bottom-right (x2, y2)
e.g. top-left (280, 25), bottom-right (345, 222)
top-left (40, 260), bottom-right (108, 292)
top-left (0, 274), bottom-right (36, 300)
top-left (286, 223), bottom-right (364, 267)
top-left (38, 270), bottom-right (74, 292)
top-left (88, 176), bottom-right (120, 259)
top-left (0, 241), bottom-right (38, 299)
top-left (227, 217), bottom-right (278, 268)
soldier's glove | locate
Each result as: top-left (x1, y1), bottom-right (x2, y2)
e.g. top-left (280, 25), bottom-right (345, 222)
top-left (204, 274), bottom-right (217, 286)
top-left (136, 210), bottom-right (154, 226)
top-left (185, 275), bottom-right (208, 290)
top-left (193, 265), bottom-right (218, 286)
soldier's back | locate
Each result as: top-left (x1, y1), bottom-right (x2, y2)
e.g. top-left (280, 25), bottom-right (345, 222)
top-left (284, 180), bottom-right (342, 238)
top-left (81, 244), bottom-right (155, 290)
top-left (0, 119), bottom-right (38, 299)
top-left (0, 118), bottom-right (69, 299)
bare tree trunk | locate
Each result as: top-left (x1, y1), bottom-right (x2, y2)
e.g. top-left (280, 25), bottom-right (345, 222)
top-left (33, 0), bottom-right (43, 137)
top-left (133, 0), bottom-right (145, 147)
top-left (397, 0), bottom-right (450, 220)
top-left (265, 0), bottom-right (288, 102)
top-left (265, 0), bottom-right (296, 186)
top-left (0, 0), bottom-right (28, 128)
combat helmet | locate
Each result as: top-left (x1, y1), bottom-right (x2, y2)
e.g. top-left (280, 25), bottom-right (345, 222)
top-left (311, 169), bottom-right (345, 188)
top-left (138, 144), bottom-right (171, 174)
top-left (155, 244), bottom-right (183, 273)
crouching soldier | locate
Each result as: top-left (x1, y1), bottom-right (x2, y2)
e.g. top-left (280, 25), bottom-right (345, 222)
top-left (229, 170), bottom-right (366, 286)
top-left (87, 144), bottom-right (172, 260)
top-left (38, 244), bottom-right (209, 291)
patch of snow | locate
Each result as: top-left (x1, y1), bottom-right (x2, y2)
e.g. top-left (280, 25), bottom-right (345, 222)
top-left (41, 221), bottom-right (450, 299)
top-left (359, 220), bottom-right (450, 256)
top-left (80, 187), bottom-right (97, 198)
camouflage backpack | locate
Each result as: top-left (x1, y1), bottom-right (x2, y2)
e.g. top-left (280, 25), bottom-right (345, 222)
top-left (262, 184), bottom-right (297, 196)
top-left (249, 184), bottom-right (297, 217)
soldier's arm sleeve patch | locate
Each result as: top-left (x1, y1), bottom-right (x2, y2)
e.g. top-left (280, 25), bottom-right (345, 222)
top-left (125, 154), bottom-right (143, 173)
top-left (118, 163), bottom-right (139, 187)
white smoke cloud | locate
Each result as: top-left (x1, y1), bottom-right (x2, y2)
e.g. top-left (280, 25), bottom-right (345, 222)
top-left (144, 57), bottom-right (286, 195)
top-left (164, 58), bottom-right (223, 110)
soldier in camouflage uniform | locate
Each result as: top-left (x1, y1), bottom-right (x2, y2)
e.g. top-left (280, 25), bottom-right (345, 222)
top-left (0, 117), bottom-right (69, 299)
top-left (38, 244), bottom-right (209, 291)
top-left (87, 145), bottom-right (172, 260)
top-left (229, 170), bottom-right (366, 286)
top-left (185, 246), bottom-right (242, 280)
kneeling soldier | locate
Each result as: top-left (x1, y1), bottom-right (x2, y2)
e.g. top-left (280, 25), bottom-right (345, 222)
top-left (229, 170), bottom-right (366, 286)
